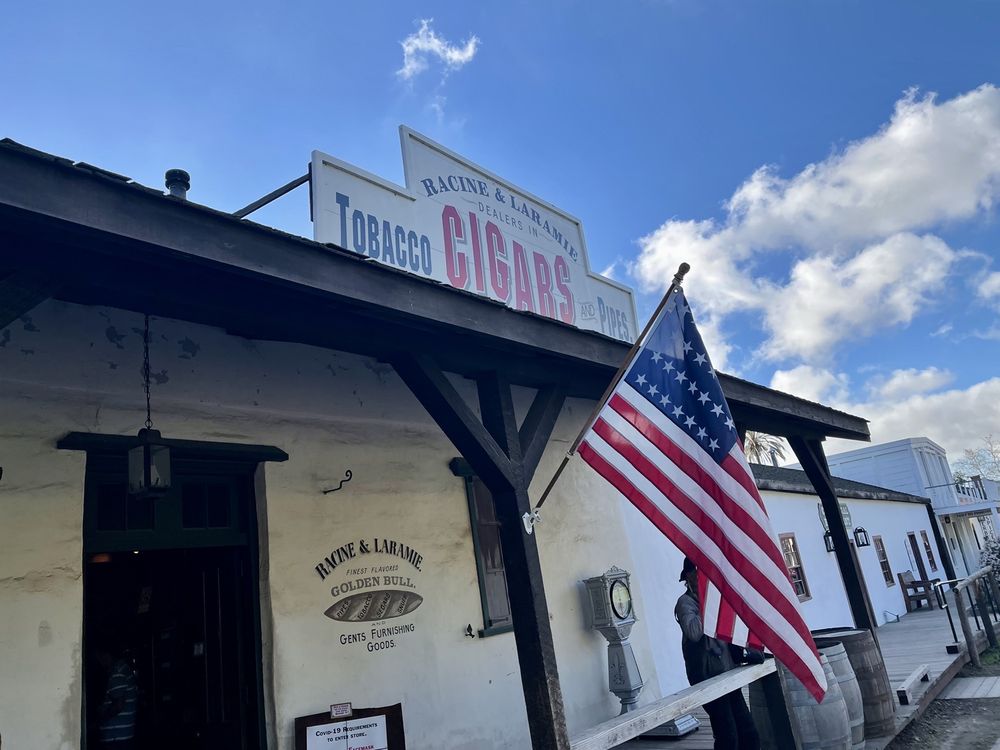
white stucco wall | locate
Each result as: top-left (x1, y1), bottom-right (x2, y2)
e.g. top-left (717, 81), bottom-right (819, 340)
top-left (760, 491), bottom-right (941, 626)
top-left (0, 300), bottom-right (675, 750)
top-left (622, 483), bottom-right (946, 676)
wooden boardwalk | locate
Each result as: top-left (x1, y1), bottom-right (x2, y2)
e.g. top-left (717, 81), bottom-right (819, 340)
top-left (619, 593), bottom-right (988, 750)
top-left (941, 676), bottom-right (1000, 699)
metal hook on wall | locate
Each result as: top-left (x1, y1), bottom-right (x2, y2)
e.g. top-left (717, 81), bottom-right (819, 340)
top-left (323, 470), bottom-right (353, 494)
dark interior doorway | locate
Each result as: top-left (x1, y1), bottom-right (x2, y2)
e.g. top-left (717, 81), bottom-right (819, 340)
top-left (82, 452), bottom-right (266, 750)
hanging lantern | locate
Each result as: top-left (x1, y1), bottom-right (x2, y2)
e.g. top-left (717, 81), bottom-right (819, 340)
top-left (853, 526), bottom-right (871, 548)
top-left (128, 428), bottom-right (171, 497)
top-left (823, 531), bottom-right (835, 553)
top-left (128, 314), bottom-right (171, 497)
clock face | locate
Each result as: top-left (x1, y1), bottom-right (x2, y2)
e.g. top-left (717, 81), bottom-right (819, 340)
top-left (610, 580), bottom-right (632, 619)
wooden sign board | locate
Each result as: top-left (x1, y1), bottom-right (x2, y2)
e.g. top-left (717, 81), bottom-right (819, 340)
top-left (295, 703), bottom-right (405, 750)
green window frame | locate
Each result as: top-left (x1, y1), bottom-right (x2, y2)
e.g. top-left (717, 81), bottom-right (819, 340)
top-left (779, 533), bottom-right (810, 601)
top-left (450, 459), bottom-right (512, 637)
top-left (873, 535), bottom-right (894, 586)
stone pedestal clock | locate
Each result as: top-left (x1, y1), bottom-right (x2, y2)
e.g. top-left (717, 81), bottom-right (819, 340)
top-left (584, 566), bottom-right (644, 713)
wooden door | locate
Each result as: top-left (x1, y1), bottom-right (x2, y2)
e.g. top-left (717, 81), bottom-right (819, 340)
top-left (908, 533), bottom-right (929, 580)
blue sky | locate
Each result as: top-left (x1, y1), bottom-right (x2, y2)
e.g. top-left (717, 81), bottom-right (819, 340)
top-left (4, 0), bottom-right (1000, 459)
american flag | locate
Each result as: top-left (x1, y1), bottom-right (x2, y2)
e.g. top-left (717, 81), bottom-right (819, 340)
top-left (577, 287), bottom-right (827, 701)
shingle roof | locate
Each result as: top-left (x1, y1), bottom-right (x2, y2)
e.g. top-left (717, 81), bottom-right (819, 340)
top-left (750, 464), bottom-right (930, 505)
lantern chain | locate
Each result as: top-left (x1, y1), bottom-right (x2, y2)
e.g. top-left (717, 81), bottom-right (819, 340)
top-left (143, 313), bottom-right (153, 430)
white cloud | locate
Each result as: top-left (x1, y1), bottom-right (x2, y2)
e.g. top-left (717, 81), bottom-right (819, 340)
top-left (761, 233), bottom-right (957, 361)
top-left (397, 19), bottom-right (479, 82)
top-left (770, 365), bottom-right (851, 405)
top-left (694, 316), bottom-right (733, 373)
top-left (866, 367), bottom-right (955, 401)
top-left (634, 85), bottom-right (1000, 363)
top-left (726, 87), bottom-right (1000, 250)
top-left (978, 271), bottom-right (1000, 305)
top-left (824, 378), bottom-right (1000, 461)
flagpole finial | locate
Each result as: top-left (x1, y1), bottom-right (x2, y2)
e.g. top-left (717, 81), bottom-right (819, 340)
top-left (673, 262), bottom-right (691, 286)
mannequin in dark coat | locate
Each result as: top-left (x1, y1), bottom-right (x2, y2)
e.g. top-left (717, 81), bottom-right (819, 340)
top-left (674, 557), bottom-right (760, 750)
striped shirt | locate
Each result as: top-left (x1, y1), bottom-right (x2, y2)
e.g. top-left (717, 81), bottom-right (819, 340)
top-left (99, 659), bottom-right (137, 742)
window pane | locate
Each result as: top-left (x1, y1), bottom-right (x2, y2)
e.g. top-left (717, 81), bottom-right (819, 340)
top-left (464, 476), bottom-right (512, 631)
top-left (206, 484), bottom-right (230, 528)
top-left (182, 484), bottom-right (207, 528)
top-left (96, 484), bottom-right (126, 531)
top-left (780, 535), bottom-right (809, 598)
top-left (472, 480), bottom-right (496, 523)
top-left (874, 536), bottom-right (893, 585)
top-left (126, 493), bottom-right (154, 530)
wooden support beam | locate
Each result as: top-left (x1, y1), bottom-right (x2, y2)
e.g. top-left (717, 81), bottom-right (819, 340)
top-left (518, 385), bottom-right (566, 480)
top-left (392, 353), bottom-right (515, 490)
top-left (760, 667), bottom-right (801, 749)
top-left (394, 357), bottom-right (569, 749)
top-left (0, 268), bottom-right (60, 330)
top-left (789, 436), bottom-right (878, 636)
top-left (475, 370), bottom-right (569, 749)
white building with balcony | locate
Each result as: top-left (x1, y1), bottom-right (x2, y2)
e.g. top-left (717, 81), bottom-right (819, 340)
top-left (819, 437), bottom-right (998, 577)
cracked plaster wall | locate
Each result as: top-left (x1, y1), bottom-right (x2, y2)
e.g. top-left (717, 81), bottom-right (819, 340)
top-left (0, 300), bottom-right (670, 750)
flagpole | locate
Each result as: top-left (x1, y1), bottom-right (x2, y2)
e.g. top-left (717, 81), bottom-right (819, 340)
top-left (523, 262), bottom-right (690, 533)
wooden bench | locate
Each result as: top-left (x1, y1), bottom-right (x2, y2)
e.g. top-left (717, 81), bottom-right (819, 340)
top-left (898, 570), bottom-right (939, 612)
top-left (896, 663), bottom-right (930, 705)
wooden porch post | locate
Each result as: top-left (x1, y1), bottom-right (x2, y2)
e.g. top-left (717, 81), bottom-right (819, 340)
top-left (393, 353), bottom-right (570, 749)
top-left (789, 436), bottom-right (879, 636)
top-left (926, 503), bottom-right (957, 581)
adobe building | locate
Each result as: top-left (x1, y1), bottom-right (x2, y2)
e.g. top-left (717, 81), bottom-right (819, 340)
top-left (0, 131), bottom-right (892, 749)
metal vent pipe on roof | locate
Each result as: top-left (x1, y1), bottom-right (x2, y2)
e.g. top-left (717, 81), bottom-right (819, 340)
top-left (164, 169), bottom-right (190, 199)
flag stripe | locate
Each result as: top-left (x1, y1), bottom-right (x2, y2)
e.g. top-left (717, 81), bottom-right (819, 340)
top-left (715, 592), bottom-right (737, 642)
top-left (702, 577), bottom-right (721, 635)
top-left (730, 611), bottom-right (749, 647)
top-left (608, 388), bottom-right (792, 584)
top-left (720, 453), bottom-right (766, 510)
top-left (592, 412), bottom-right (804, 623)
top-left (614, 386), bottom-right (776, 537)
top-left (579, 439), bottom-right (825, 697)
top-left (608, 380), bottom-right (817, 657)
top-left (585, 423), bottom-right (816, 657)
top-left (574, 287), bottom-right (825, 701)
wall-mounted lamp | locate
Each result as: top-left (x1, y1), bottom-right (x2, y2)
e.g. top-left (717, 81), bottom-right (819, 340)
top-left (853, 527), bottom-right (872, 548)
top-left (824, 532), bottom-right (835, 553)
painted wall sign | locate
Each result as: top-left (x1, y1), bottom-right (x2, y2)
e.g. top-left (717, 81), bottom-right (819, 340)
top-left (311, 127), bottom-right (638, 342)
top-left (315, 538), bottom-right (425, 652)
top-left (296, 704), bottom-right (405, 750)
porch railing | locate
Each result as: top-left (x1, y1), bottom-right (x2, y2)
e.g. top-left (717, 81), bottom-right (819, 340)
top-left (934, 565), bottom-right (1000, 668)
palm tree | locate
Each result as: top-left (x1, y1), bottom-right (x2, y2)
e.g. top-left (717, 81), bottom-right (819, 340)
top-left (744, 432), bottom-right (787, 466)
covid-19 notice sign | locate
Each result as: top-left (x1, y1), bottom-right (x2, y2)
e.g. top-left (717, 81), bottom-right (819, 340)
top-left (296, 704), bottom-right (405, 750)
top-left (311, 127), bottom-right (637, 342)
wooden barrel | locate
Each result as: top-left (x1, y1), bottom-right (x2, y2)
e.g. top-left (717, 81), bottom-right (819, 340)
top-left (750, 655), bottom-right (850, 750)
top-left (813, 628), bottom-right (895, 738)
top-left (819, 642), bottom-right (865, 750)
